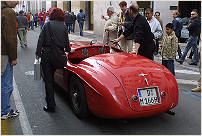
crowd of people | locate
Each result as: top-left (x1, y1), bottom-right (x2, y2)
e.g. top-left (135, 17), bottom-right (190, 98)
top-left (1, 1), bottom-right (201, 120)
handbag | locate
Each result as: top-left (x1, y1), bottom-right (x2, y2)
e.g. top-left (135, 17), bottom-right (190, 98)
top-left (47, 22), bottom-right (67, 69)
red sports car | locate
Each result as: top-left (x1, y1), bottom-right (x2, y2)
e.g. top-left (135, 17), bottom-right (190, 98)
top-left (54, 41), bottom-right (179, 118)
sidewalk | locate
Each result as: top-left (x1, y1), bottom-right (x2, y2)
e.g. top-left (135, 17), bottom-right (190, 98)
top-left (69, 31), bottom-right (103, 43)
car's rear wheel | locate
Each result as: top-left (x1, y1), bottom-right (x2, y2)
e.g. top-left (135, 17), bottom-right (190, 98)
top-left (69, 75), bottom-right (89, 118)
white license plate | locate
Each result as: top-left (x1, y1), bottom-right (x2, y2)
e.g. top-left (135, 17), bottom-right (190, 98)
top-left (138, 87), bottom-right (161, 106)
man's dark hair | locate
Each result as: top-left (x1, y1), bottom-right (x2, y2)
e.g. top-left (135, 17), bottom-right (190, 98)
top-left (145, 7), bottom-right (153, 13)
top-left (119, 1), bottom-right (127, 7)
top-left (80, 9), bottom-right (83, 12)
top-left (166, 23), bottom-right (174, 29)
top-left (129, 5), bottom-right (139, 14)
top-left (155, 11), bottom-right (160, 16)
top-left (192, 9), bottom-right (198, 14)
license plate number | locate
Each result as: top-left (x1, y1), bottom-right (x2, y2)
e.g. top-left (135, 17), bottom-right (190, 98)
top-left (138, 87), bottom-right (161, 106)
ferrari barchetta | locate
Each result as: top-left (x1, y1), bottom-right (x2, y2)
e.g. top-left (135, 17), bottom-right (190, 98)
top-left (53, 40), bottom-right (179, 119)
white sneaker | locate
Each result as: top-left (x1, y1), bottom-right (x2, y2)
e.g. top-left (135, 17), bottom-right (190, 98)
top-left (1, 109), bottom-right (19, 120)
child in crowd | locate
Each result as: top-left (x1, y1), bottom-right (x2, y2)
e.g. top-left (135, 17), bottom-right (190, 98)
top-left (159, 23), bottom-right (178, 76)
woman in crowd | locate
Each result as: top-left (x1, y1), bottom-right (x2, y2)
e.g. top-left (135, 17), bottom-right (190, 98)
top-left (35, 8), bottom-right (71, 112)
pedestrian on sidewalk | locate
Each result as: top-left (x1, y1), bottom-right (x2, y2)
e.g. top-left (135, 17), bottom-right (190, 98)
top-left (71, 12), bottom-right (77, 33)
top-left (113, 5), bottom-right (155, 60)
top-left (159, 23), bottom-right (178, 76)
top-left (102, 7), bottom-right (119, 46)
top-left (77, 9), bottom-right (85, 36)
top-left (192, 35), bottom-right (201, 92)
top-left (117, 1), bottom-right (134, 52)
top-left (35, 8), bottom-right (71, 113)
top-left (65, 11), bottom-right (73, 33)
top-left (17, 10), bottom-right (29, 47)
top-left (176, 9), bottom-right (201, 65)
top-left (34, 13), bottom-right (38, 28)
top-left (172, 11), bottom-right (183, 59)
top-left (38, 8), bottom-right (47, 31)
top-left (1, 1), bottom-right (20, 120)
top-left (145, 8), bottom-right (163, 56)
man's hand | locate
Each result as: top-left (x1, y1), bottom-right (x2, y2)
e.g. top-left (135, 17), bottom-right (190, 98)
top-left (11, 59), bottom-right (18, 66)
top-left (101, 15), bottom-right (104, 19)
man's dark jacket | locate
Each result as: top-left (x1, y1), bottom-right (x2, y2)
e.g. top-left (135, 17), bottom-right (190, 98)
top-left (123, 13), bottom-right (154, 60)
top-left (120, 9), bottom-right (134, 40)
top-left (188, 16), bottom-right (201, 37)
top-left (65, 13), bottom-right (73, 25)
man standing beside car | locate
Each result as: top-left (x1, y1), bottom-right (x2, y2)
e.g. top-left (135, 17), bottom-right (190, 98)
top-left (172, 11), bottom-right (183, 59)
top-left (113, 5), bottom-right (155, 60)
top-left (177, 9), bottom-right (201, 65)
top-left (145, 8), bottom-right (162, 56)
top-left (102, 7), bottom-right (119, 47)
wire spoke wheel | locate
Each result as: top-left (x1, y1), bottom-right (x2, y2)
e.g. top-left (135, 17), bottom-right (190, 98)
top-left (69, 75), bottom-right (89, 118)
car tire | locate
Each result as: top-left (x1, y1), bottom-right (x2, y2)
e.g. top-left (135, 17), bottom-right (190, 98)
top-left (69, 75), bottom-right (89, 118)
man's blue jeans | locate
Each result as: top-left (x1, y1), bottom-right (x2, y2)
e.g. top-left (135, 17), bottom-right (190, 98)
top-left (179, 36), bottom-right (199, 63)
top-left (40, 21), bottom-right (44, 31)
top-left (72, 22), bottom-right (75, 33)
top-left (78, 21), bottom-right (84, 36)
top-left (1, 60), bottom-right (13, 115)
top-left (162, 59), bottom-right (175, 76)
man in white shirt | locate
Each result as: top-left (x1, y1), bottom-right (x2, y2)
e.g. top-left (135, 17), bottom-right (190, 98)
top-left (145, 8), bottom-right (162, 55)
top-left (101, 7), bottom-right (119, 46)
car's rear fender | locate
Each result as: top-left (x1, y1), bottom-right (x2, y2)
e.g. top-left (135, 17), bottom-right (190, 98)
top-left (65, 59), bottom-right (132, 116)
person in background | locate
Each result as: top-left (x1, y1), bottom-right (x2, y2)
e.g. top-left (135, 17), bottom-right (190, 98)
top-left (1, 1), bottom-right (19, 120)
top-left (192, 35), bottom-right (201, 92)
top-left (101, 7), bottom-right (119, 46)
top-left (118, 1), bottom-right (134, 52)
top-left (30, 13), bottom-right (34, 30)
top-left (154, 11), bottom-right (163, 30)
top-left (26, 12), bottom-right (31, 29)
top-left (172, 11), bottom-right (183, 59)
top-left (113, 5), bottom-right (155, 60)
top-left (35, 8), bottom-right (71, 112)
top-left (17, 10), bottom-right (29, 47)
top-left (38, 8), bottom-right (47, 31)
top-left (71, 12), bottom-right (77, 33)
top-left (34, 13), bottom-right (38, 28)
top-left (77, 9), bottom-right (85, 36)
top-left (176, 9), bottom-right (201, 65)
top-left (65, 11), bottom-right (73, 33)
top-left (159, 23), bottom-right (178, 76)
top-left (145, 8), bottom-right (162, 56)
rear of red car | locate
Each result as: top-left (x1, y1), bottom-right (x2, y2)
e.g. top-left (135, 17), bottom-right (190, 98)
top-left (83, 53), bottom-right (178, 118)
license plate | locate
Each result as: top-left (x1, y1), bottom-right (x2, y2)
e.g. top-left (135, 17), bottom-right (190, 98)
top-left (138, 87), bottom-right (161, 106)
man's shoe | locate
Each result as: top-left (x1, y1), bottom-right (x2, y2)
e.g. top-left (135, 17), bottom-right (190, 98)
top-left (1, 109), bottom-right (19, 120)
top-left (20, 45), bottom-right (24, 48)
top-left (43, 106), bottom-right (55, 113)
top-left (24, 44), bottom-right (27, 47)
top-left (189, 62), bottom-right (197, 66)
top-left (176, 59), bottom-right (183, 64)
top-left (191, 88), bottom-right (201, 92)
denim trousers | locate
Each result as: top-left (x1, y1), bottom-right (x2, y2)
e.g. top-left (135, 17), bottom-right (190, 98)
top-left (79, 21), bottom-right (84, 36)
top-left (72, 22), bottom-right (75, 33)
top-left (180, 36), bottom-right (199, 63)
top-left (162, 59), bottom-right (175, 76)
top-left (1, 60), bottom-right (13, 115)
top-left (40, 21), bottom-right (44, 31)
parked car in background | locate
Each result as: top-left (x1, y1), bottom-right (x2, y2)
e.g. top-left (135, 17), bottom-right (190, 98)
top-left (180, 17), bottom-right (190, 43)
